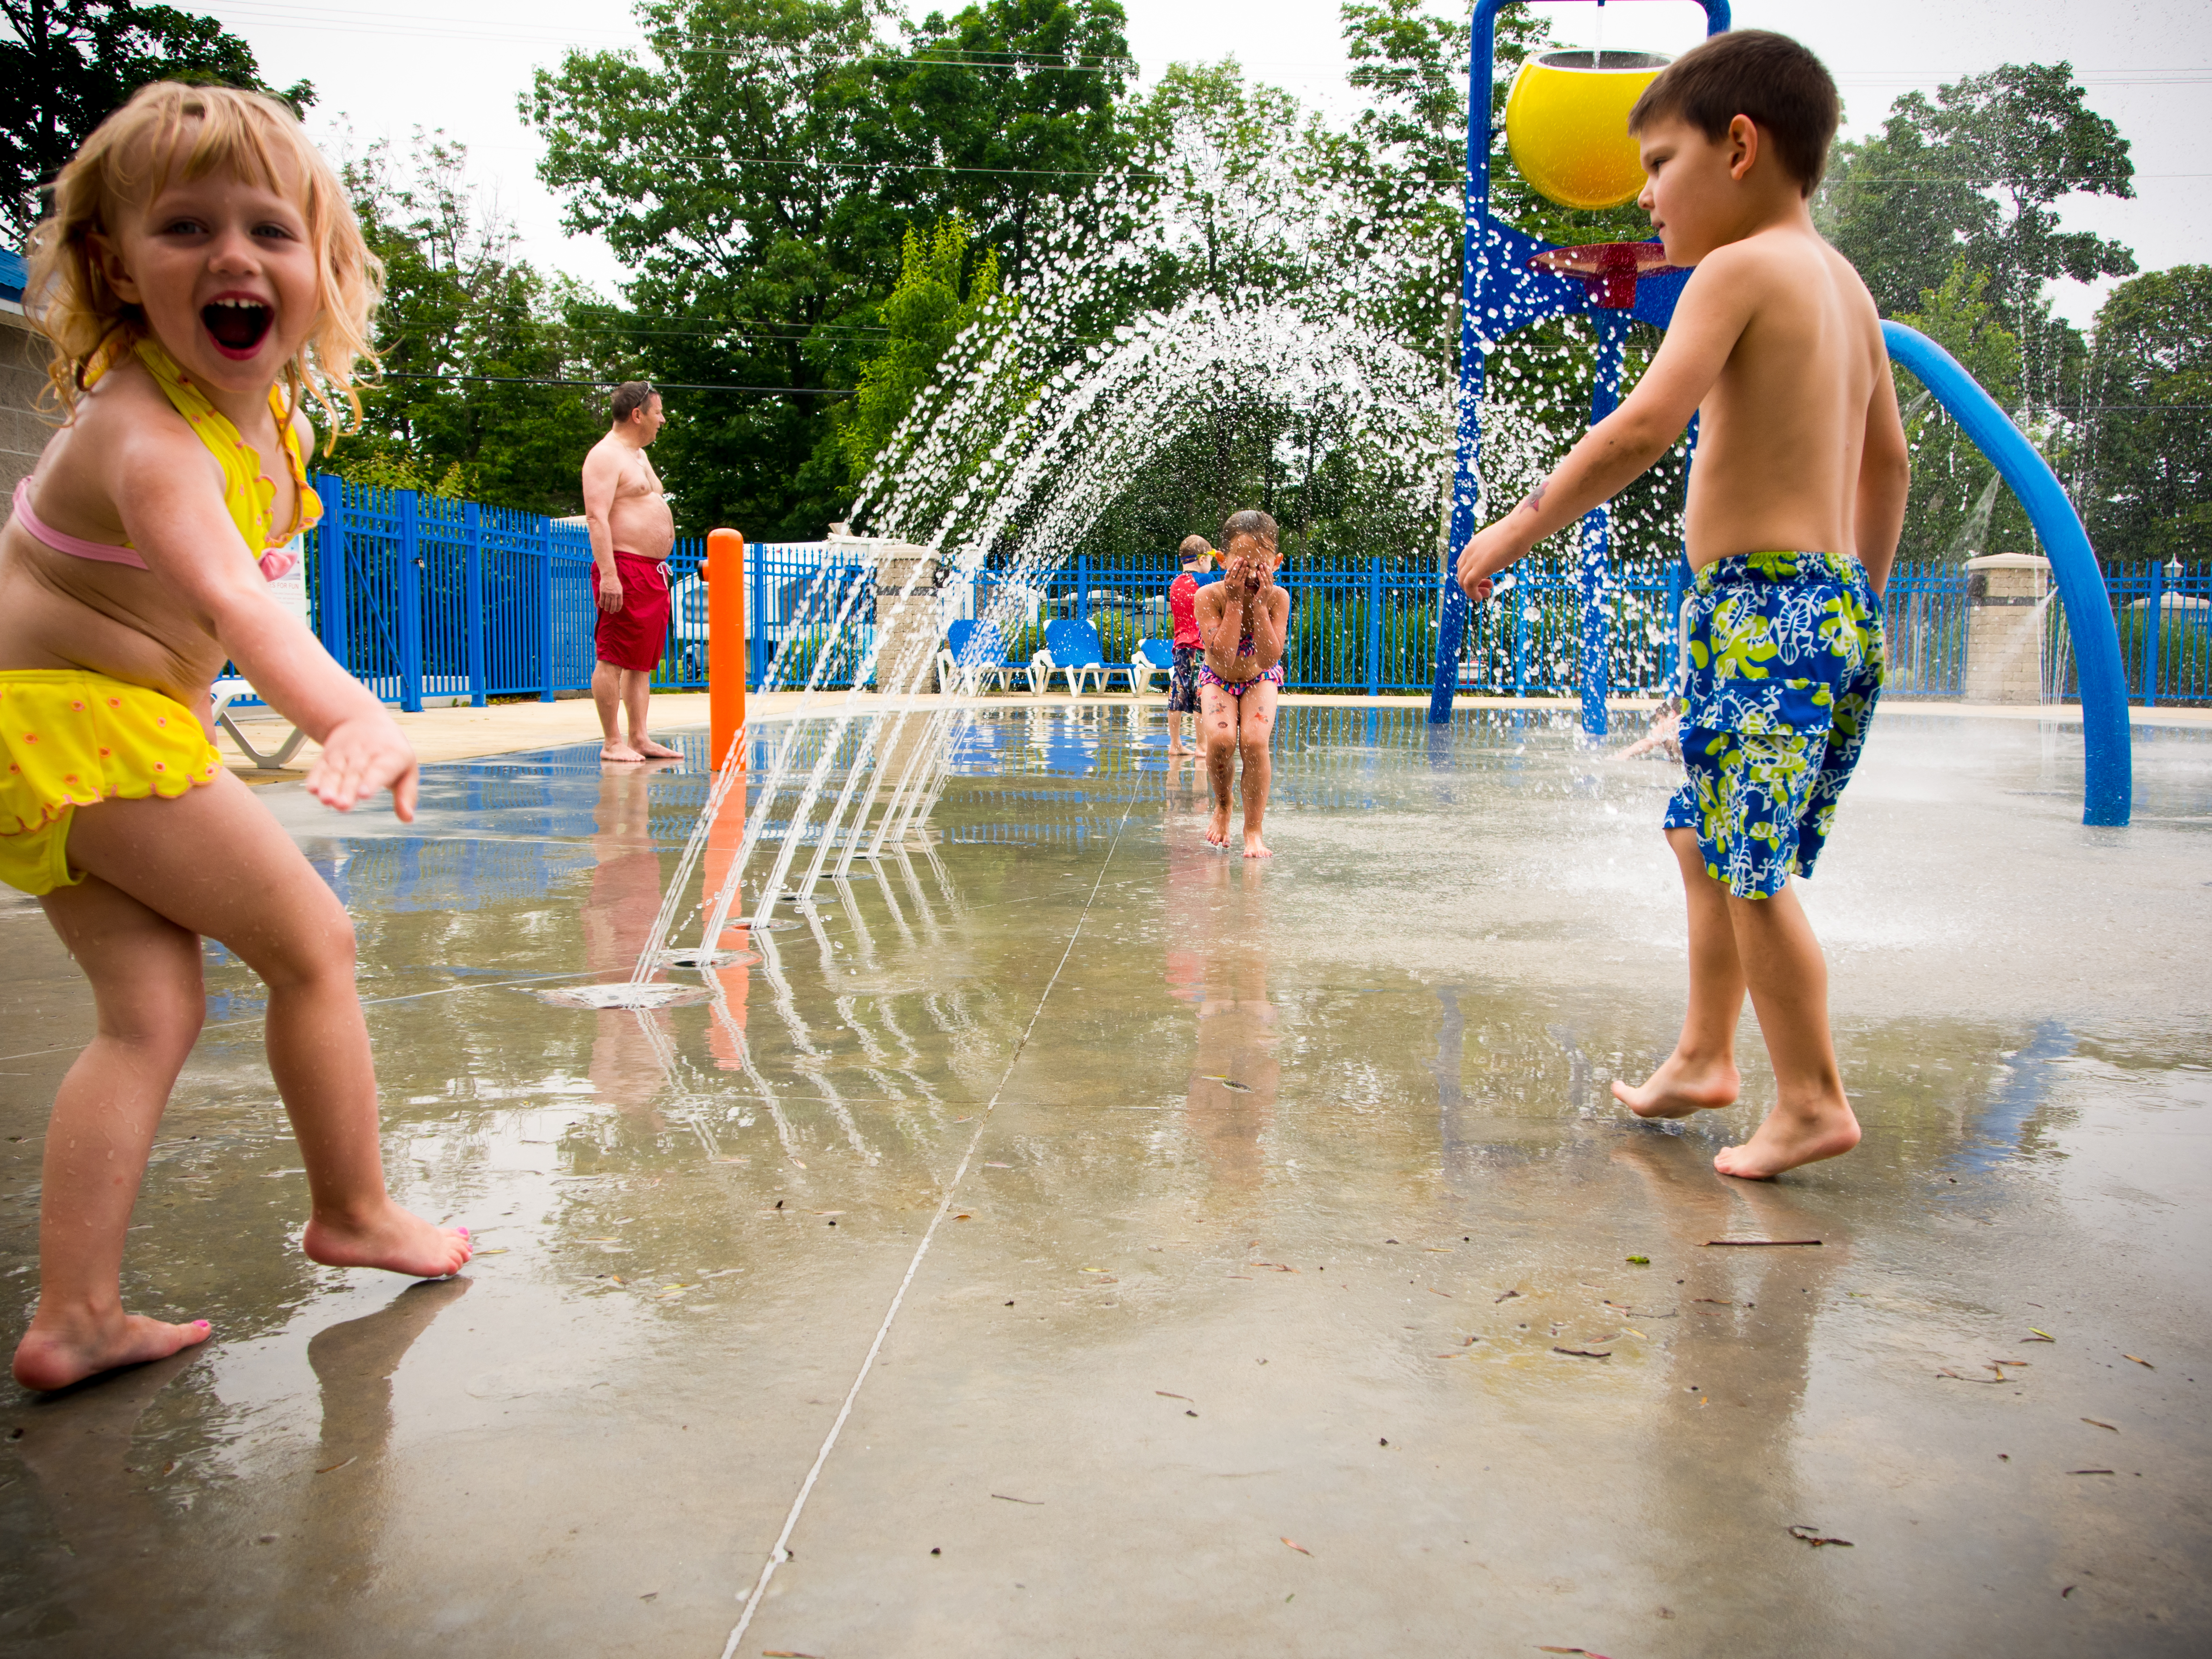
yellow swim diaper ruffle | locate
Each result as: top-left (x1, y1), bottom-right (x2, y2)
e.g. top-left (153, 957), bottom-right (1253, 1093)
top-left (0, 671), bottom-right (224, 896)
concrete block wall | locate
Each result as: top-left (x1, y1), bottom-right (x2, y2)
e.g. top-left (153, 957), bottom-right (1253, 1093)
top-left (1963, 552), bottom-right (2049, 705)
top-left (0, 308), bottom-right (51, 498)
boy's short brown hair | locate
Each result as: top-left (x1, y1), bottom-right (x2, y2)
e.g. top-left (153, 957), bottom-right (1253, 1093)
top-left (1627, 30), bottom-right (1839, 197)
top-left (1178, 534), bottom-right (1211, 565)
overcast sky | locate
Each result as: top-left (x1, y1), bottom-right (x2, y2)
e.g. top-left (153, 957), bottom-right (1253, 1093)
top-left (202, 0), bottom-right (2210, 327)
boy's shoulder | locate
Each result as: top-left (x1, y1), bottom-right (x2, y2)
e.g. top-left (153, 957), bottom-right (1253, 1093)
top-left (1696, 225), bottom-right (1877, 316)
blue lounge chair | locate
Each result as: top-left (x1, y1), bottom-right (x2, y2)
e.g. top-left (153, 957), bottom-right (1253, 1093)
top-left (1131, 637), bottom-right (1175, 695)
top-left (1032, 619), bottom-right (1137, 696)
top-left (936, 619), bottom-right (1028, 693)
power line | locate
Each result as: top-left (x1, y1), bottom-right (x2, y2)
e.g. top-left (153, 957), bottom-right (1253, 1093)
top-left (371, 371), bottom-right (854, 397)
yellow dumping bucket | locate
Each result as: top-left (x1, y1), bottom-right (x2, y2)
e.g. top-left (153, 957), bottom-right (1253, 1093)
top-left (1505, 50), bottom-right (1671, 211)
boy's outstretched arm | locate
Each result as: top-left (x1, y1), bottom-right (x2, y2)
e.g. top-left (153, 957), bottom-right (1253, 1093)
top-left (1855, 363), bottom-right (1910, 596)
top-left (1455, 253), bottom-right (1757, 601)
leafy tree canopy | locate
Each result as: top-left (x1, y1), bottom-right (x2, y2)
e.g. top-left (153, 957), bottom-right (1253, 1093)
top-left (525, 0), bottom-right (1130, 540)
top-left (1, 0), bottom-right (314, 244)
top-left (833, 213), bottom-right (1004, 487)
top-left (327, 135), bottom-right (605, 515)
top-left (2079, 265), bottom-right (2212, 565)
top-left (1817, 62), bottom-right (2133, 413)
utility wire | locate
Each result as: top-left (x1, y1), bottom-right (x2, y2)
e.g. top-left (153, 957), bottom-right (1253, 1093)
top-left (371, 371), bottom-right (854, 396)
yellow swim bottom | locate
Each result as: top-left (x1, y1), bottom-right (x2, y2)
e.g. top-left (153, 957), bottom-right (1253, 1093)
top-left (0, 670), bottom-right (224, 896)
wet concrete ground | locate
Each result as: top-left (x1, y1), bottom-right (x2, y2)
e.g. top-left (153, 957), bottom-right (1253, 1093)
top-left (2, 703), bottom-right (2208, 1656)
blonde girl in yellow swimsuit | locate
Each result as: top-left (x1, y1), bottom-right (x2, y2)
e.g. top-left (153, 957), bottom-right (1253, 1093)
top-left (1, 84), bottom-right (470, 1393)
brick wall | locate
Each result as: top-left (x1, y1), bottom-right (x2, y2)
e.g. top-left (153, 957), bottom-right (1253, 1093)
top-left (0, 307), bottom-right (50, 497)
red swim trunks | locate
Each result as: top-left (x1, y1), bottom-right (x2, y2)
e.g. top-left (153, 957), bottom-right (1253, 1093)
top-left (594, 551), bottom-right (672, 672)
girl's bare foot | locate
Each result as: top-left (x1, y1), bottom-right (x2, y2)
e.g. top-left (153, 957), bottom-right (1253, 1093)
top-left (304, 1202), bottom-right (472, 1278)
top-left (1715, 1097), bottom-right (1861, 1179)
top-left (1167, 741), bottom-right (1187, 756)
top-left (1242, 830), bottom-right (1273, 858)
top-left (633, 738), bottom-right (684, 759)
top-left (1611, 1052), bottom-right (1740, 1119)
top-left (600, 744), bottom-right (644, 763)
top-left (12, 1311), bottom-right (211, 1393)
top-left (1206, 803), bottom-right (1231, 847)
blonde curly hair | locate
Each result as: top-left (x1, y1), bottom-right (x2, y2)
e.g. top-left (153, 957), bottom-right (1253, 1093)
top-left (23, 80), bottom-right (381, 445)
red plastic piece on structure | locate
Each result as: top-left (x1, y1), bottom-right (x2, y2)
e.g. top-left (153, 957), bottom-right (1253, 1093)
top-left (1527, 241), bottom-right (1682, 309)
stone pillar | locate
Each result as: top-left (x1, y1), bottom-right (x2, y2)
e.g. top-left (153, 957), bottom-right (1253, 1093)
top-left (856, 538), bottom-right (939, 695)
top-left (1963, 551), bottom-right (2050, 705)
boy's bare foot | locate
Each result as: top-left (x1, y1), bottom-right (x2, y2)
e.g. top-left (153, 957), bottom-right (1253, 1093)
top-left (304, 1202), bottom-right (472, 1278)
top-left (1715, 1098), bottom-right (1861, 1179)
top-left (12, 1312), bottom-right (211, 1393)
top-left (633, 737), bottom-right (684, 760)
top-left (1167, 741), bottom-right (1187, 755)
top-left (601, 743), bottom-right (644, 763)
top-left (1611, 1053), bottom-right (1741, 1119)
top-left (1206, 803), bottom-right (1231, 847)
top-left (1242, 830), bottom-right (1273, 858)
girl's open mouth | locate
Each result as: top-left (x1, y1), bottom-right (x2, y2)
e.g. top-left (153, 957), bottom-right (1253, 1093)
top-left (202, 298), bottom-right (272, 357)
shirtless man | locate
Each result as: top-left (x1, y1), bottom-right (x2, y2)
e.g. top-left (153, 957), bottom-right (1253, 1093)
top-left (1195, 509), bottom-right (1290, 858)
top-left (584, 381), bottom-right (682, 763)
top-left (1455, 32), bottom-right (1908, 1178)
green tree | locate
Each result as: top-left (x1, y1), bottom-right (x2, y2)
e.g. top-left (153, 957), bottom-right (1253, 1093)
top-left (328, 136), bottom-right (603, 515)
top-left (834, 214), bottom-right (1005, 486)
top-left (525, 0), bottom-right (1131, 541)
top-left (2079, 266), bottom-right (2212, 566)
top-left (1890, 260), bottom-right (2033, 563)
top-left (1, 0), bottom-right (313, 243)
top-left (1817, 62), bottom-right (2135, 412)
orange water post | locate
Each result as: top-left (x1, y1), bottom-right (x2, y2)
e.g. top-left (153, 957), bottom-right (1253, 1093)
top-left (706, 527), bottom-right (746, 769)
top-left (702, 525), bottom-right (752, 1067)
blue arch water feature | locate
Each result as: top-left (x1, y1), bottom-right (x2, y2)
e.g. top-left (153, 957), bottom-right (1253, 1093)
top-left (1424, 0), bottom-right (2132, 830)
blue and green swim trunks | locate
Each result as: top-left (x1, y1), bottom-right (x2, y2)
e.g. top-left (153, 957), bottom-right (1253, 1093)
top-left (1662, 550), bottom-right (1885, 899)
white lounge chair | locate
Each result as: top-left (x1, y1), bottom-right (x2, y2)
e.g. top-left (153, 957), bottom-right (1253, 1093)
top-left (210, 538), bottom-right (311, 769)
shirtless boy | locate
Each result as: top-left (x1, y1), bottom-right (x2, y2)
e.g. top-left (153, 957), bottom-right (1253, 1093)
top-left (1456, 32), bottom-right (1908, 1178)
top-left (1196, 509), bottom-right (1290, 858)
top-left (584, 381), bottom-right (682, 763)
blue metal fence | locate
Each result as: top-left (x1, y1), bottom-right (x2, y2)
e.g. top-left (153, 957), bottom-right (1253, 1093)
top-left (297, 478), bottom-right (2209, 708)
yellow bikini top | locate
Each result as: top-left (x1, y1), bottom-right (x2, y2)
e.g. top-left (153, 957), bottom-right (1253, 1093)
top-left (81, 335), bottom-right (320, 578)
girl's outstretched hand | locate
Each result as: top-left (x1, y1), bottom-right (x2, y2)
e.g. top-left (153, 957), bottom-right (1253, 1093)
top-left (307, 716), bottom-right (420, 821)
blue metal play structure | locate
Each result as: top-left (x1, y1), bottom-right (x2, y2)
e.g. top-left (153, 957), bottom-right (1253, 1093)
top-left (1426, 0), bottom-right (2132, 828)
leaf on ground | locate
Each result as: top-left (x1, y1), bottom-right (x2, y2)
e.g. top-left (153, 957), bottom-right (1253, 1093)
top-left (315, 1457), bottom-right (356, 1475)
top-left (762, 1651), bottom-right (823, 1658)
top-left (1553, 1347), bottom-right (1611, 1359)
top-left (1495, 1289), bottom-right (1522, 1303)
top-left (983, 1162), bottom-right (1012, 1168)
top-left (2023, 1329), bottom-right (2056, 1342)
top-left (1625, 1254), bottom-right (1650, 1265)
top-left (2124, 1354), bottom-right (2154, 1368)
top-left (1940, 1368), bottom-right (2006, 1383)
top-left (2067, 1468), bottom-right (2115, 1476)
top-left (1787, 1525), bottom-right (1853, 1547)
top-left (1156, 1391), bottom-right (1192, 1401)
top-left (990, 1493), bottom-right (1044, 1504)
top-left (1281, 1537), bottom-right (1311, 1555)
top-left (1428, 1287), bottom-right (1453, 1297)
top-left (953, 1214), bottom-right (971, 1221)
top-left (2082, 1418), bottom-right (2119, 1432)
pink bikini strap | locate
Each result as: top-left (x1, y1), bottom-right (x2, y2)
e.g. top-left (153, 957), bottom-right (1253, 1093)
top-left (9, 477), bottom-right (149, 568)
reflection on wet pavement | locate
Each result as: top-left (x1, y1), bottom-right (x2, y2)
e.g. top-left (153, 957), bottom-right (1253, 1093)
top-left (3, 706), bottom-right (2208, 1655)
